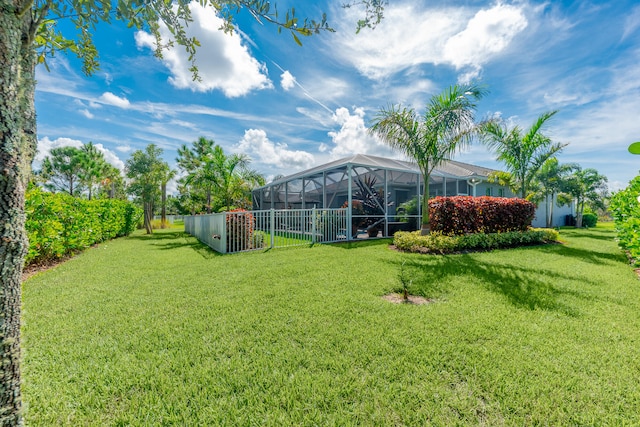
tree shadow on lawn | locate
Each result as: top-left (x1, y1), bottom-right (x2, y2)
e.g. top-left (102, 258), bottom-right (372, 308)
top-left (560, 227), bottom-right (617, 243)
top-left (127, 231), bottom-right (221, 259)
top-left (537, 243), bottom-right (627, 266)
top-left (330, 238), bottom-right (393, 250)
top-left (395, 253), bottom-right (599, 317)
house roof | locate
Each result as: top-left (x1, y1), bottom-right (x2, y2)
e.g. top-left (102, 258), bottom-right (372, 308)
top-left (260, 154), bottom-right (498, 188)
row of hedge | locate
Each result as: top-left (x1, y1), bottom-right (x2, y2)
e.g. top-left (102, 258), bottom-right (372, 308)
top-left (25, 187), bottom-right (142, 265)
top-left (610, 175), bottom-right (640, 264)
top-left (429, 196), bottom-right (535, 235)
top-left (394, 228), bottom-right (560, 254)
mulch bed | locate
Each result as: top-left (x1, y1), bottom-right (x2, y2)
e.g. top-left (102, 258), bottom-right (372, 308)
top-left (382, 293), bottom-right (433, 305)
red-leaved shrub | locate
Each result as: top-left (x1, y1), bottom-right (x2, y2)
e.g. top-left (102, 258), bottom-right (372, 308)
top-left (429, 196), bottom-right (535, 235)
top-left (226, 209), bottom-right (255, 251)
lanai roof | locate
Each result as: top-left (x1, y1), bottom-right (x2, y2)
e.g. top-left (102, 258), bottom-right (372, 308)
top-left (259, 154), bottom-right (498, 188)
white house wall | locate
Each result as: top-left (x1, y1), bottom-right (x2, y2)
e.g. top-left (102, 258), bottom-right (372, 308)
top-left (531, 196), bottom-right (575, 228)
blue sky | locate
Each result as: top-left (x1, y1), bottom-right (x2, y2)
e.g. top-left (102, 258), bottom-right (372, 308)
top-left (35, 0), bottom-right (640, 192)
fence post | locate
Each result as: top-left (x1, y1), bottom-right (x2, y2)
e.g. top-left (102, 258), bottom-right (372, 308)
top-left (312, 207), bottom-right (317, 244)
top-left (270, 208), bottom-right (275, 249)
top-left (220, 213), bottom-right (228, 254)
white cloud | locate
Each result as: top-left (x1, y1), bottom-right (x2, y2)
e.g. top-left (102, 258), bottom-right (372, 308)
top-left (327, 107), bottom-right (395, 159)
top-left (443, 4), bottom-right (528, 71)
top-left (80, 109), bottom-right (94, 119)
top-left (236, 129), bottom-right (315, 170)
top-left (35, 137), bottom-right (83, 168)
top-left (135, 1), bottom-right (272, 97)
top-left (116, 145), bottom-right (133, 153)
top-left (332, 2), bottom-right (527, 81)
top-left (35, 137), bottom-right (125, 171)
top-left (281, 70), bottom-right (296, 91)
top-left (100, 92), bottom-right (130, 109)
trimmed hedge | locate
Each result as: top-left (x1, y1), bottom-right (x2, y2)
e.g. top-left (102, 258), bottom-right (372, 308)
top-left (429, 196), bottom-right (536, 235)
top-left (25, 187), bottom-right (141, 265)
top-left (393, 228), bottom-right (560, 254)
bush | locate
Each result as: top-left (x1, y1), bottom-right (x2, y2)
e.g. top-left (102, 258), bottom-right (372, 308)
top-left (393, 228), bottom-right (559, 254)
top-left (610, 176), bottom-right (640, 264)
top-left (226, 209), bottom-right (255, 251)
top-left (429, 196), bottom-right (535, 235)
top-left (582, 213), bottom-right (598, 228)
top-left (25, 187), bottom-right (141, 265)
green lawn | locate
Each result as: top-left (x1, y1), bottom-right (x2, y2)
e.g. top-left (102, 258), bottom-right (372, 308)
top-left (22, 223), bottom-right (640, 425)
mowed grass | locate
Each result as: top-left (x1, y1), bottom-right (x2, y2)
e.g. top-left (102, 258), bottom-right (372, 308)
top-left (22, 223), bottom-right (640, 425)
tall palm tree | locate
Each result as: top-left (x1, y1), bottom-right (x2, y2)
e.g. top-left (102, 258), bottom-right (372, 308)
top-left (560, 166), bottom-right (608, 228)
top-left (532, 157), bottom-right (576, 227)
top-left (481, 110), bottom-right (567, 199)
top-left (369, 83), bottom-right (487, 233)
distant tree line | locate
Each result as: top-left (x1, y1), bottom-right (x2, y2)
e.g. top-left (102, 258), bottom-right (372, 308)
top-left (34, 137), bottom-right (266, 234)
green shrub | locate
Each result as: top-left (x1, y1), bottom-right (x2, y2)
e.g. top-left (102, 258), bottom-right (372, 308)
top-left (394, 228), bottom-right (559, 254)
top-left (582, 213), bottom-right (598, 228)
top-left (25, 187), bottom-right (141, 265)
top-left (611, 175), bottom-right (640, 264)
top-left (252, 230), bottom-right (267, 249)
top-left (429, 196), bottom-right (536, 235)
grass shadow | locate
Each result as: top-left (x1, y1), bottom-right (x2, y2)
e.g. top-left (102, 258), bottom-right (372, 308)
top-left (128, 230), bottom-right (221, 259)
top-left (537, 243), bottom-right (626, 266)
top-left (393, 254), bottom-right (587, 316)
top-left (331, 238), bottom-right (393, 250)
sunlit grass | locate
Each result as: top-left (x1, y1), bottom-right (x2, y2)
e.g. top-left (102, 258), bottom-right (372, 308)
top-left (22, 225), bottom-right (640, 425)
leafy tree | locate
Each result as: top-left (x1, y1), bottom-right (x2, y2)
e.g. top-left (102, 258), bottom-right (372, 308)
top-left (177, 137), bottom-right (218, 213)
top-left (159, 164), bottom-right (176, 228)
top-left (1, 0), bottom-right (380, 421)
top-left (531, 158), bottom-right (576, 228)
top-left (40, 146), bottom-right (86, 196)
top-left (480, 111), bottom-right (567, 199)
top-left (369, 83), bottom-right (486, 233)
top-left (126, 144), bottom-right (166, 234)
top-left (559, 166), bottom-right (608, 228)
top-left (78, 142), bottom-right (110, 200)
top-left (97, 164), bottom-right (127, 200)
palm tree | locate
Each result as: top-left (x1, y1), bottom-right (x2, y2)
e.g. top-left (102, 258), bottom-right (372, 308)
top-left (532, 158), bottom-right (576, 228)
top-left (481, 111), bottom-right (567, 199)
top-left (369, 83), bottom-right (487, 233)
top-left (560, 166), bottom-right (608, 227)
top-left (177, 138), bottom-right (265, 212)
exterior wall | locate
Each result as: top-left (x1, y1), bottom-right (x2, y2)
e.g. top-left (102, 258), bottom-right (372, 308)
top-left (531, 197), bottom-right (575, 228)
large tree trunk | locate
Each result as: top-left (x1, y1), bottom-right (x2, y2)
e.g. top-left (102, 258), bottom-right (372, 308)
top-left (143, 201), bottom-right (153, 234)
top-left (0, 4), bottom-right (37, 425)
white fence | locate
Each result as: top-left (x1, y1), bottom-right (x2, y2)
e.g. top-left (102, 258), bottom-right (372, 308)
top-left (184, 208), bottom-right (349, 254)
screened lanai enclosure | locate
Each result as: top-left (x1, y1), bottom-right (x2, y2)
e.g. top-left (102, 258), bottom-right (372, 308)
top-left (252, 154), bottom-right (508, 238)
top-left (185, 154), bottom-right (509, 253)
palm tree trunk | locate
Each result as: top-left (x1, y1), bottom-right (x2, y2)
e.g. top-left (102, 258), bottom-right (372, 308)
top-left (420, 175), bottom-right (430, 235)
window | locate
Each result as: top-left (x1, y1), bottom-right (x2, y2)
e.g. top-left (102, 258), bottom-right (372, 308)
top-left (485, 187), bottom-right (492, 196)
top-left (498, 188), bottom-right (505, 197)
